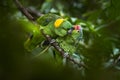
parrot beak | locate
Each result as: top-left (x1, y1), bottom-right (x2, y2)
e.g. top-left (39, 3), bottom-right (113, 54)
top-left (67, 27), bottom-right (74, 34)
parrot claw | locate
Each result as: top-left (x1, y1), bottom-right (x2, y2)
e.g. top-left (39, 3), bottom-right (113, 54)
top-left (50, 39), bottom-right (56, 44)
top-left (63, 52), bottom-right (69, 58)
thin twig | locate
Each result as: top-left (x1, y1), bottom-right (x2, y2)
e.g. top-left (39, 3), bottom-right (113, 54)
top-left (26, 7), bottom-right (43, 20)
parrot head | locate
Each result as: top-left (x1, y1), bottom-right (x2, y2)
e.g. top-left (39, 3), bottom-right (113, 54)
top-left (70, 25), bottom-right (83, 44)
top-left (67, 25), bottom-right (82, 34)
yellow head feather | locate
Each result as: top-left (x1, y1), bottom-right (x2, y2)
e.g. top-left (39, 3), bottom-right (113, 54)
top-left (54, 18), bottom-right (64, 28)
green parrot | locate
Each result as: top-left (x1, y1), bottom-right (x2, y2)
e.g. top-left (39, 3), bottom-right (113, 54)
top-left (23, 14), bottom-right (59, 51)
top-left (56, 25), bottom-right (83, 55)
top-left (24, 13), bottom-right (83, 57)
top-left (37, 13), bottom-right (73, 38)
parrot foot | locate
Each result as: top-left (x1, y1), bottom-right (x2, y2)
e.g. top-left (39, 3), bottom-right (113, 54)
top-left (50, 39), bottom-right (56, 44)
top-left (63, 52), bottom-right (69, 58)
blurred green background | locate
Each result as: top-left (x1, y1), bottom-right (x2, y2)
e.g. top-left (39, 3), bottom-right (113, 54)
top-left (0, 0), bottom-right (120, 80)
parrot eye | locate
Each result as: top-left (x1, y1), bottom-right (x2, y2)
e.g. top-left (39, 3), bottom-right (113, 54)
top-left (46, 19), bottom-right (50, 23)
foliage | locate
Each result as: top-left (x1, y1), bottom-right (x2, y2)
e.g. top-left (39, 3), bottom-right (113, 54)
top-left (0, 0), bottom-right (120, 80)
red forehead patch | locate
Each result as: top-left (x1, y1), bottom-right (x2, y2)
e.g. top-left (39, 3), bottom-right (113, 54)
top-left (74, 25), bottom-right (81, 31)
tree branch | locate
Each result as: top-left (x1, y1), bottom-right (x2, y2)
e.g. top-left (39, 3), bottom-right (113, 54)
top-left (26, 7), bottom-right (43, 20)
top-left (14, 0), bottom-right (35, 21)
top-left (14, 0), bottom-right (87, 69)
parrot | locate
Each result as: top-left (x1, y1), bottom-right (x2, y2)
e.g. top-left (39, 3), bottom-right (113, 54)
top-left (23, 13), bottom-right (83, 58)
top-left (56, 25), bottom-right (82, 55)
top-left (23, 13), bottom-right (60, 52)
top-left (37, 13), bottom-right (73, 38)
